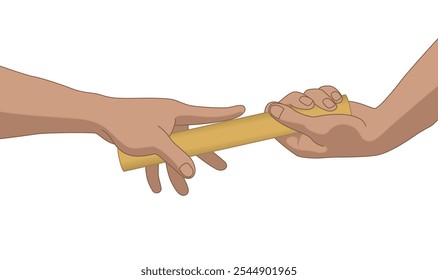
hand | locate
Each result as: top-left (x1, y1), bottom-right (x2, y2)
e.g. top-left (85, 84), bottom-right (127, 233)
top-left (97, 98), bottom-right (245, 195)
top-left (266, 86), bottom-right (387, 157)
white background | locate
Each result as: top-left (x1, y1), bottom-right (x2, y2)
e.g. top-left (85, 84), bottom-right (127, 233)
top-left (1, 1), bottom-right (437, 279)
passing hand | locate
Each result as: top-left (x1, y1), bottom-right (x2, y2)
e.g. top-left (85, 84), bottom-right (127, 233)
top-left (97, 98), bottom-right (245, 195)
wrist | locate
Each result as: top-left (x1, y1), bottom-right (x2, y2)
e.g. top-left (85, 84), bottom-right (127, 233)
top-left (349, 102), bottom-right (391, 155)
top-left (73, 90), bottom-right (114, 134)
top-left (366, 103), bottom-right (398, 154)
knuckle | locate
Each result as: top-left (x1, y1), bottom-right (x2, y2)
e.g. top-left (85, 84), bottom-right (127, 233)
top-left (167, 99), bottom-right (184, 112)
top-left (319, 85), bottom-right (336, 90)
top-left (288, 91), bottom-right (303, 96)
top-left (320, 85), bottom-right (341, 97)
top-left (304, 88), bottom-right (322, 95)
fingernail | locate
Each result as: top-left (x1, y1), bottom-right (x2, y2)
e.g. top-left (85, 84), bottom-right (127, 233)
top-left (179, 163), bottom-right (194, 178)
top-left (331, 91), bottom-right (342, 101)
top-left (323, 98), bottom-right (336, 109)
top-left (299, 96), bottom-right (313, 106)
top-left (269, 105), bottom-right (284, 118)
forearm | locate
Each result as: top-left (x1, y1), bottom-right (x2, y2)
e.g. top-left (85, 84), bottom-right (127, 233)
top-left (374, 39), bottom-right (438, 151)
top-left (0, 66), bottom-right (107, 138)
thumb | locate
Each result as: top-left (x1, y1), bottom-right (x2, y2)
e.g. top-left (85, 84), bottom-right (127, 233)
top-left (175, 104), bottom-right (245, 125)
top-left (267, 102), bottom-right (321, 138)
top-left (154, 131), bottom-right (196, 179)
top-left (267, 102), bottom-right (358, 139)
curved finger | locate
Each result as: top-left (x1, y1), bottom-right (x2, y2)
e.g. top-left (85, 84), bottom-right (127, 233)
top-left (280, 91), bottom-right (314, 109)
top-left (304, 88), bottom-right (337, 111)
top-left (166, 164), bottom-right (189, 196)
top-left (198, 152), bottom-right (227, 170)
top-left (145, 165), bottom-right (162, 193)
top-left (154, 130), bottom-right (196, 178)
top-left (175, 104), bottom-right (245, 125)
top-left (319, 85), bottom-right (343, 103)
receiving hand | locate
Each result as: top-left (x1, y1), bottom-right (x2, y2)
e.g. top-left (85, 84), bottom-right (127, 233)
top-left (266, 86), bottom-right (385, 157)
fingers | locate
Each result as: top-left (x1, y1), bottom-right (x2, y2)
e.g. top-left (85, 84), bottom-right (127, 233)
top-left (265, 92), bottom-right (315, 112)
top-left (154, 130), bottom-right (196, 179)
top-left (302, 87), bottom-right (342, 111)
top-left (175, 104), bottom-right (245, 125)
top-left (268, 100), bottom-right (366, 141)
top-left (166, 164), bottom-right (189, 196)
top-left (198, 152), bottom-right (227, 170)
top-left (146, 163), bottom-right (190, 196)
top-left (319, 85), bottom-right (343, 103)
top-left (145, 125), bottom-right (226, 195)
top-left (166, 152), bottom-right (227, 195)
top-left (145, 165), bottom-right (162, 193)
top-left (146, 151), bottom-right (226, 196)
top-left (280, 91), bottom-right (315, 109)
top-left (268, 86), bottom-right (343, 113)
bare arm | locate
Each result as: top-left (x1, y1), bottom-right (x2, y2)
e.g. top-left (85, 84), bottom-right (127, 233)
top-left (375, 39), bottom-right (438, 152)
top-left (0, 67), bottom-right (244, 195)
top-left (0, 67), bottom-right (105, 137)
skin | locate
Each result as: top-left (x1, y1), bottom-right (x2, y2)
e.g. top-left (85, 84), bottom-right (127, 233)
top-left (2, 39), bottom-right (436, 194)
top-left (266, 39), bottom-right (438, 157)
top-left (0, 66), bottom-right (245, 195)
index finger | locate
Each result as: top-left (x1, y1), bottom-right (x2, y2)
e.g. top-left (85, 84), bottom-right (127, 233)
top-left (175, 104), bottom-right (245, 125)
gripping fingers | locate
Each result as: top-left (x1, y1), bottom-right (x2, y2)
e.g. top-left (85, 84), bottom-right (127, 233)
top-left (145, 165), bottom-right (162, 193)
top-left (279, 91), bottom-right (315, 109)
top-left (166, 164), bottom-right (189, 196)
top-left (303, 89), bottom-right (338, 111)
top-left (175, 104), bottom-right (245, 125)
top-left (154, 130), bottom-right (196, 178)
top-left (319, 85), bottom-right (343, 103)
top-left (198, 152), bottom-right (227, 170)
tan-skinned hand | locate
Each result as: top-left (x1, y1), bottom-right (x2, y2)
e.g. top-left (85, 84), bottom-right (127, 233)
top-left (266, 86), bottom-right (383, 157)
top-left (266, 40), bottom-right (438, 159)
top-left (97, 98), bottom-right (245, 195)
top-left (1, 66), bottom-right (245, 196)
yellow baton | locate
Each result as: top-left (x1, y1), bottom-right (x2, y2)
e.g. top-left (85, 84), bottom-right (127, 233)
top-left (118, 96), bottom-right (351, 171)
